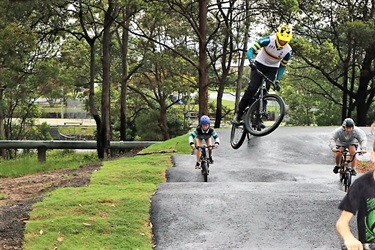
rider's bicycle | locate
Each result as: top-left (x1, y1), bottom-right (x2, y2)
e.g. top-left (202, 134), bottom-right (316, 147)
top-left (195, 145), bottom-right (215, 182)
top-left (336, 148), bottom-right (362, 192)
top-left (342, 242), bottom-right (375, 250)
top-left (230, 67), bottom-right (286, 149)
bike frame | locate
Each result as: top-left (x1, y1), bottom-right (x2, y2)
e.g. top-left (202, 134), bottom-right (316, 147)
top-left (255, 69), bottom-right (279, 93)
top-left (195, 145), bottom-right (215, 182)
top-left (337, 148), bottom-right (361, 192)
top-left (244, 68), bottom-right (285, 136)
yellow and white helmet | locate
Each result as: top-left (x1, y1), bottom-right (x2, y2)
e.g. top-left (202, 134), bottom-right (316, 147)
top-left (276, 24), bottom-right (293, 42)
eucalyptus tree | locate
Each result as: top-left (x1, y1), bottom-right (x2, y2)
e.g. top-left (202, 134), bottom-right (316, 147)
top-left (118, 2), bottom-right (196, 140)
top-left (127, 48), bottom-right (195, 140)
top-left (0, 1), bottom-right (56, 140)
top-left (32, 0), bottom-right (123, 159)
top-left (289, 0), bottom-right (375, 125)
top-left (282, 62), bottom-right (342, 125)
top-left (208, 0), bottom-right (257, 128)
top-left (129, 0), bottom-right (211, 118)
top-left (114, 3), bottom-right (143, 142)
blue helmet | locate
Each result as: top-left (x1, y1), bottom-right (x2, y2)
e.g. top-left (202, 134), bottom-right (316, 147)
top-left (200, 115), bottom-right (210, 125)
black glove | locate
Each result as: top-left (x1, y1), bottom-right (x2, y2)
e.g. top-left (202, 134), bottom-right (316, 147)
top-left (274, 80), bottom-right (281, 91)
top-left (249, 59), bottom-right (256, 70)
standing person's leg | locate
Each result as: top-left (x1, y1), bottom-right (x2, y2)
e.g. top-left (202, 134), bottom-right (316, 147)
top-left (333, 146), bottom-right (345, 173)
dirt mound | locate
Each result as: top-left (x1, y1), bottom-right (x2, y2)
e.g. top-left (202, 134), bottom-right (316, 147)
top-left (0, 162), bottom-right (101, 249)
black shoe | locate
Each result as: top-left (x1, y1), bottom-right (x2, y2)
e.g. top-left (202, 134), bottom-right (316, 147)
top-left (350, 168), bottom-right (357, 176)
top-left (333, 165), bottom-right (340, 174)
top-left (195, 162), bottom-right (201, 169)
top-left (232, 113), bottom-right (240, 124)
top-left (209, 157), bottom-right (214, 164)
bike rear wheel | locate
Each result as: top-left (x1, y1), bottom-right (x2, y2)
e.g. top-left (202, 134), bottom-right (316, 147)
top-left (230, 122), bottom-right (247, 149)
top-left (244, 94), bottom-right (285, 136)
top-left (201, 162), bottom-right (208, 182)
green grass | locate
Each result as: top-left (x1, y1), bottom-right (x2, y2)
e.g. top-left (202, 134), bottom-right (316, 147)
top-left (0, 150), bottom-right (98, 178)
top-left (58, 126), bottom-right (96, 136)
top-left (22, 134), bottom-right (190, 250)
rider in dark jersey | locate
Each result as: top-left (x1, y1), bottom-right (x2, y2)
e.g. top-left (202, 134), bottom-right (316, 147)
top-left (189, 115), bottom-right (220, 169)
top-left (337, 170), bottom-right (375, 249)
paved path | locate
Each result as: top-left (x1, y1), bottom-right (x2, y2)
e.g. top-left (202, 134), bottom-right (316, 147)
top-left (151, 126), bottom-right (374, 250)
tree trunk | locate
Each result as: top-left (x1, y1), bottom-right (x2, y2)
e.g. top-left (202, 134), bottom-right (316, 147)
top-left (214, 85), bottom-right (224, 128)
top-left (101, 1), bottom-right (114, 159)
top-left (119, 7), bottom-right (130, 142)
top-left (159, 101), bottom-right (170, 140)
top-left (87, 42), bottom-right (104, 159)
top-left (198, 0), bottom-right (208, 118)
top-left (235, 0), bottom-right (250, 113)
top-left (357, 48), bottom-right (375, 125)
top-left (0, 86), bottom-right (6, 158)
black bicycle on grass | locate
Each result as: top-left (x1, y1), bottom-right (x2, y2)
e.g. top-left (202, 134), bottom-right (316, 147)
top-left (230, 68), bottom-right (286, 149)
top-left (195, 145), bottom-right (215, 182)
top-left (336, 148), bottom-right (362, 192)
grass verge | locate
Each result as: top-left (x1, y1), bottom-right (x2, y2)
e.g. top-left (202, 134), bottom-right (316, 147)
top-left (0, 150), bottom-right (98, 178)
top-left (22, 134), bottom-right (190, 250)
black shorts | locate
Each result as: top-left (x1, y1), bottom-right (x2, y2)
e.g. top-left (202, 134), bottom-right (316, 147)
top-left (336, 144), bottom-right (358, 150)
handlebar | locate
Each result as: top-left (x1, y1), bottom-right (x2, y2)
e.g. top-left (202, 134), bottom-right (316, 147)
top-left (334, 149), bottom-right (364, 156)
top-left (334, 149), bottom-right (363, 164)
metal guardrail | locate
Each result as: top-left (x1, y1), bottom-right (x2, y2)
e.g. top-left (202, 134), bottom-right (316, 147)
top-left (0, 140), bottom-right (160, 162)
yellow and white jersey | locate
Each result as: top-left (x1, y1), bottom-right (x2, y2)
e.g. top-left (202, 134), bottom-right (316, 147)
top-left (249, 34), bottom-right (292, 68)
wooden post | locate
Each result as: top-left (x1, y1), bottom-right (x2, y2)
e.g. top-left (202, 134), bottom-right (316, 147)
top-left (37, 147), bottom-right (47, 162)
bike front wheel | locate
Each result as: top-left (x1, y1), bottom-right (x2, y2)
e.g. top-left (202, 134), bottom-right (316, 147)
top-left (343, 172), bottom-right (351, 192)
top-left (201, 162), bottom-right (208, 182)
top-left (244, 94), bottom-right (285, 136)
top-left (230, 122), bottom-right (247, 149)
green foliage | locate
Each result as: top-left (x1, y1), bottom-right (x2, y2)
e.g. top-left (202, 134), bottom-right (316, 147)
top-left (135, 108), bottom-right (189, 140)
top-left (135, 110), bottom-right (162, 141)
top-left (27, 122), bottom-right (53, 140)
top-left (278, 0), bottom-right (299, 14)
top-left (340, 20), bottom-right (375, 48)
top-left (281, 60), bottom-right (342, 126)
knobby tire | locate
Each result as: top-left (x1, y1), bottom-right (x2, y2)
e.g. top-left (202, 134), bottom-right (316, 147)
top-left (244, 94), bottom-right (285, 136)
top-left (201, 162), bottom-right (208, 182)
top-left (344, 172), bottom-right (351, 192)
top-left (230, 122), bottom-right (247, 149)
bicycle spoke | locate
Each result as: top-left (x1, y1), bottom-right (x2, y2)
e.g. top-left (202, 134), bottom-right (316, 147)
top-left (244, 94), bottom-right (285, 136)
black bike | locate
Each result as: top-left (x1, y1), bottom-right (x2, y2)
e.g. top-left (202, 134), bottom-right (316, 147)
top-left (195, 145), bottom-right (215, 182)
top-left (230, 68), bottom-right (286, 149)
top-left (337, 148), bottom-right (361, 192)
